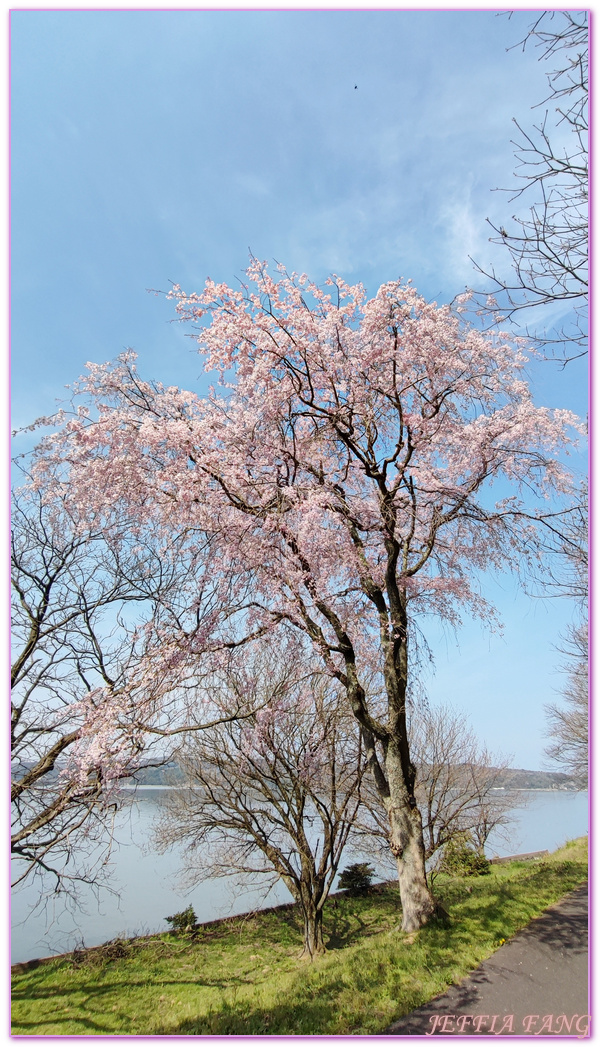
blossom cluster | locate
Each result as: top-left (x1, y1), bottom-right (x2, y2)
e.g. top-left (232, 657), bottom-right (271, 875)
top-left (29, 263), bottom-right (580, 778)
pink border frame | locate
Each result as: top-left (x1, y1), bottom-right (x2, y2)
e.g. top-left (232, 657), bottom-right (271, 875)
top-left (8, 6), bottom-right (592, 1041)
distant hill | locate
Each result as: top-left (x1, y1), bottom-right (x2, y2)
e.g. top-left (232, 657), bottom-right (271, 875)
top-left (129, 762), bottom-right (581, 791)
top-left (12, 759), bottom-right (580, 792)
top-left (490, 767), bottom-right (580, 791)
top-left (131, 762), bottom-right (185, 785)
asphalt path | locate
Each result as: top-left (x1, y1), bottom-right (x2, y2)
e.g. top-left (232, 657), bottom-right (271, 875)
top-left (385, 882), bottom-right (589, 1037)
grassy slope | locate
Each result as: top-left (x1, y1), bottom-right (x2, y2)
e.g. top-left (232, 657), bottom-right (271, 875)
top-left (11, 838), bottom-right (587, 1036)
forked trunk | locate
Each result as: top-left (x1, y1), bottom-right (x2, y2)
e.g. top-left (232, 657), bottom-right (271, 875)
top-left (300, 902), bottom-right (325, 959)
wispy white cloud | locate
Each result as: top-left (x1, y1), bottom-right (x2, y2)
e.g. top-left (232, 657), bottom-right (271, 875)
top-left (435, 180), bottom-right (494, 287)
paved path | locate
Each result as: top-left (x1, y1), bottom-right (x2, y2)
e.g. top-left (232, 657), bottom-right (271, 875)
top-left (385, 883), bottom-right (589, 1037)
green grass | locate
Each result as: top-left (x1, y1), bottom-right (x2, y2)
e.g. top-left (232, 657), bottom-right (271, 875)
top-left (11, 837), bottom-right (587, 1036)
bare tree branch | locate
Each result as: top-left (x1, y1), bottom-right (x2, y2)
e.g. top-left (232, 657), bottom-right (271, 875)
top-left (470, 11), bottom-right (588, 358)
top-left (156, 648), bottom-right (366, 959)
top-left (356, 703), bottom-right (522, 875)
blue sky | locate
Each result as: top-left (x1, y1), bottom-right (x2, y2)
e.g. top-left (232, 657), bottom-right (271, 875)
top-left (10, 8), bottom-right (588, 770)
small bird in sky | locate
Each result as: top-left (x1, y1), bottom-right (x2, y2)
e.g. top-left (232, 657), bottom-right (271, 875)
top-left (354, 84), bottom-right (358, 89)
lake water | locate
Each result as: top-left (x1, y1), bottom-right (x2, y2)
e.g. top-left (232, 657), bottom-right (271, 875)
top-left (11, 788), bottom-right (588, 965)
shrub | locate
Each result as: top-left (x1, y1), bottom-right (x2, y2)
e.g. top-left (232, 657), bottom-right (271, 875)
top-left (440, 835), bottom-right (491, 877)
top-left (338, 862), bottom-right (376, 894)
top-left (165, 905), bottom-right (197, 934)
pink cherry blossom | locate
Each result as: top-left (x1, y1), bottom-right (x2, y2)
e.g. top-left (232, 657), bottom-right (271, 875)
top-left (30, 263), bottom-right (581, 930)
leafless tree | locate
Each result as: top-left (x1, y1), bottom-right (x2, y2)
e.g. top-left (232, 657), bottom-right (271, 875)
top-left (541, 481), bottom-right (587, 605)
top-left (544, 481), bottom-right (587, 787)
top-left (356, 703), bottom-right (519, 875)
top-left (545, 621), bottom-right (587, 788)
top-left (11, 483), bottom-right (237, 895)
top-left (157, 652), bottom-right (366, 959)
top-left (471, 11), bottom-right (588, 358)
top-left (12, 485), bottom-right (163, 892)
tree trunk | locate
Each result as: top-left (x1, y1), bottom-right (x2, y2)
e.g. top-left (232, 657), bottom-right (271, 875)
top-left (300, 899), bottom-right (326, 959)
top-left (386, 746), bottom-right (436, 932)
top-left (389, 801), bottom-right (435, 931)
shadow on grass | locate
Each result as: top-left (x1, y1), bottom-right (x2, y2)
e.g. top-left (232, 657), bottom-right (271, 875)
top-left (502, 878), bottom-right (587, 954)
top-left (150, 890), bottom-right (535, 1035)
top-left (12, 865), bottom-right (587, 1038)
top-left (157, 885), bottom-right (589, 1037)
top-left (326, 886), bottom-right (404, 950)
top-left (11, 973), bottom-right (250, 1036)
top-left (153, 962), bottom-right (386, 1037)
top-left (325, 907), bottom-right (370, 950)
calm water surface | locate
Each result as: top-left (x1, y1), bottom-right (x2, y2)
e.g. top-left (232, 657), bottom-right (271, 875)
top-left (11, 788), bottom-right (588, 964)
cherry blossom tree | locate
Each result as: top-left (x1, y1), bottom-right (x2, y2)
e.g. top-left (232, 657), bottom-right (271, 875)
top-left (159, 647), bottom-right (365, 958)
top-left (11, 483), bottom-right (167, 890)
top-left (31, 262), bottom-right (578, 930)
top-left (11, 479), bottom-right (252, 892)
